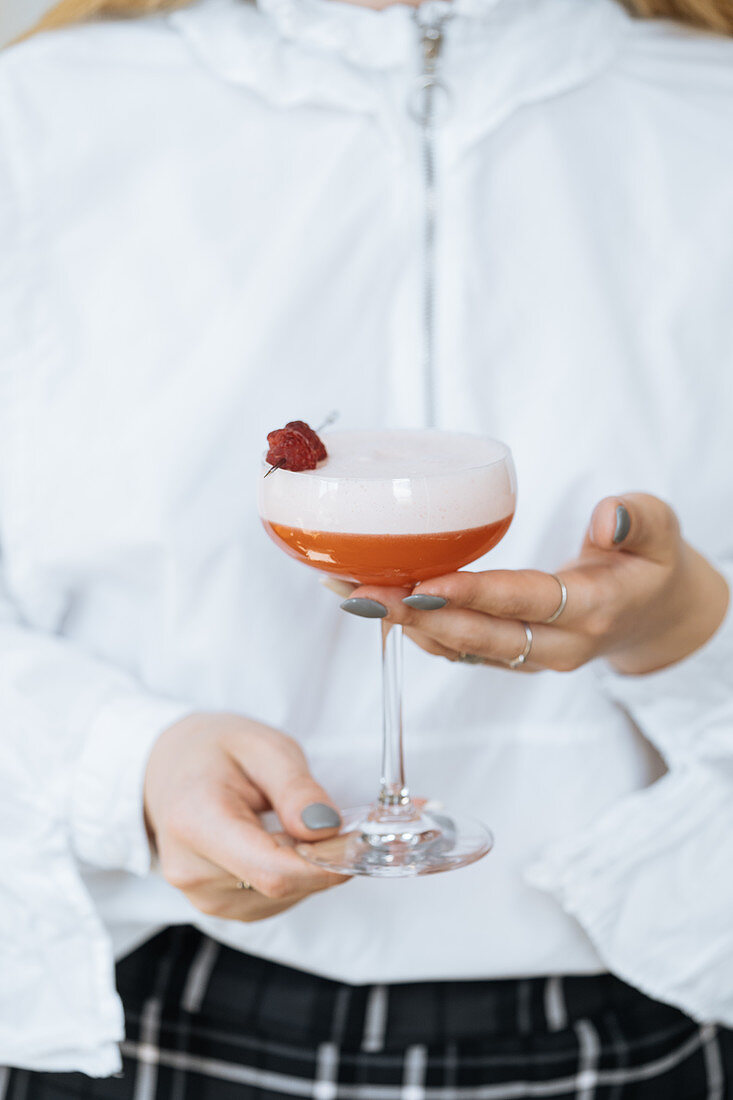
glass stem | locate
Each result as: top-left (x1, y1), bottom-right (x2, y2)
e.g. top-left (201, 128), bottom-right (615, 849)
top-left (378, 621), bottom-right (412, 814)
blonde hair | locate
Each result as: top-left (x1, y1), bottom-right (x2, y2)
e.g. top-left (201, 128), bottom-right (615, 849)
top-left (26, 0), bottom-right (190, 38)
top-left (22, 0), bottom-right (733, 39)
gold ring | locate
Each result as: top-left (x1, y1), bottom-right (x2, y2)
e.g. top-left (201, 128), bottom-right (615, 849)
top-left (507, 623), bottom-right (533, 669)
top-left (542, 575), bottom-right (568, 624)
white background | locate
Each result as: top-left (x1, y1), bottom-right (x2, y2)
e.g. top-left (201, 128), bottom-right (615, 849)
top-left (0, 0), bottom-right (53, 46)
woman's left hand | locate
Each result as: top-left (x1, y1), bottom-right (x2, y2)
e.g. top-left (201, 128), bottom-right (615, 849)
top-left (342, 494), bottom-right (729, 676)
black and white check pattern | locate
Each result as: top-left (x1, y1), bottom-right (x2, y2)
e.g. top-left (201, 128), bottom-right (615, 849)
top-left (4, 926), bottom-right (730, 1099)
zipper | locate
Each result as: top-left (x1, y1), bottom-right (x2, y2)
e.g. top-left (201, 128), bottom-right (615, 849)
top-left (411, 4), bottom-right (452, 429)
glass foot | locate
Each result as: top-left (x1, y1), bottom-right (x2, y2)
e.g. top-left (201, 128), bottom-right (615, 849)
top-left (296, 805), bottom-right (493, 878)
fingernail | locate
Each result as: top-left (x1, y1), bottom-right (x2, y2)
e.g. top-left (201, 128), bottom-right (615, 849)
top-left (340, 598), bottom-right (388, 619)
top-left (613, 504), bottom-right (631, 544)
top-left (402, 595), bottom-right (448, 610)
top-left (301, 803), bottom-right (341, 830)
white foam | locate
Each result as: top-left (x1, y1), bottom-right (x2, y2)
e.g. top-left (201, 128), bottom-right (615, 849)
top-left (258, 430), bottom-right (516, 535)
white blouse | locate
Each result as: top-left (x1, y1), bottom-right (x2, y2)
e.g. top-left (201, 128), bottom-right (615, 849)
top-left (1, 0), bottom-right (732, 1076)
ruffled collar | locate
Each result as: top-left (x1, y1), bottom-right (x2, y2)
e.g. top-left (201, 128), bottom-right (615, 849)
top-left (170, 0), bottom-right (630, 148)
top-left (254, 0), bottom-right (430, 68)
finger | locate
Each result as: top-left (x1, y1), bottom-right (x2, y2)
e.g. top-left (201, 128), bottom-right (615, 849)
top-left (223, 727), bottom-right (342, 843)
top-left (351, 573), bottom-right (578, 627)
top-left (198, 801), bottom-right (350, 898)
top-left (404, 626), bottom-right (459, 661)
top-left (188, 873), bottom-right (343, 923)
top-left (161, 765), bottom-right (347, 899)
top-left (157, 828), bottom-right (311, 901)
top-left (403, 607), bottom-right (531, 663)
top-left (405, 611), bottom-right (592, 673)
top-left (586, 493), bottom-right (679, 563)
top-left (227, 832), bottom-right (350, 900)
top-left (404, 627), bottom-right (516, 670)
top-left (161, 825), bottom-right (349, 908)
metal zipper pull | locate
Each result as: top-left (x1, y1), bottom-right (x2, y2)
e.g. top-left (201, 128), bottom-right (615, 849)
top-left (413, 1), bottom-right (452, 100)
top-left (410, 5), bottom-right (452, 429)
top-left (421, 16), bottom-right (446, 83)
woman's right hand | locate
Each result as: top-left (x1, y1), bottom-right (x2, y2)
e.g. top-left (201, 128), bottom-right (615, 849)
top-left (144, 712), bottom-right (350, 922)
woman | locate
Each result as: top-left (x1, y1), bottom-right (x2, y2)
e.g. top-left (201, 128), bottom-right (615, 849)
top-left (1, 0), bottom-right (732, 1095)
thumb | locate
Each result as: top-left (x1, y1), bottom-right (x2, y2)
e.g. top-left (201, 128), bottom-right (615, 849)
top-left (586, 493), bottom-right (680, 563)
top-left (229, 729), bottom-right (342, 842)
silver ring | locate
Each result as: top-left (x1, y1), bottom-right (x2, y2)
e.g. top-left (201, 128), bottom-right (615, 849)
top-left (507, 623), bottom-right (533, 669)
top-left (542, 575), bottom-right (568, 624)
top-left (457, 652), bottom-right (487, 665)
top-left (236, 881), bottom-right (253, 891)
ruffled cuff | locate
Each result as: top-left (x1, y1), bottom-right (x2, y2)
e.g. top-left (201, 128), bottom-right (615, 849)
top-left (0, 819), bottom-right (124, 1075)
top-left (71, 690), bottom-right (192, 875)
top-left (526, 764), bottom-right (733, 1025)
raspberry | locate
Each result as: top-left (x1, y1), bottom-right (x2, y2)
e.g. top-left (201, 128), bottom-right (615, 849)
top-left (266, 421), bottom-right (329, 472)
top-left (266, 428), bottom-right (317, 471)
top-left (285, 421), bottom-right (328, 462)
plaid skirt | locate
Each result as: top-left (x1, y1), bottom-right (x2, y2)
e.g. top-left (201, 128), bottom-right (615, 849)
top-left (4, 925), bottom-right (731, 1099)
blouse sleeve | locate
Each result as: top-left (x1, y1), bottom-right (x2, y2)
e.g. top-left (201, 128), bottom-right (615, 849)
top-left (527, 559), bottom-right (733, 1025)
top-left (0, 61), bottom-right (190, 1076)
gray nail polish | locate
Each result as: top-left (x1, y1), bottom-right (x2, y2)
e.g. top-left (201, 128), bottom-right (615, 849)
top-left (613, 504), bottom-right (631, 544)
top-left (301, 803), bottom-right (341, 830)
top-left (402, 595), bottom-right (448, 611)
top-left (340, 597), bottom-right (388, 619)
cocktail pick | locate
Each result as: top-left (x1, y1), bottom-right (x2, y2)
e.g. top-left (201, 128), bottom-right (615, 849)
top-left (263, 459), bottom-right (286, 479)
top-left (316, 410), bottom-right (339, 433)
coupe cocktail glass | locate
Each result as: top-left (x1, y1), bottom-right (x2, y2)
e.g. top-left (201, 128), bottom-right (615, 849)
top-left (259, 429), bottom-right (517, 877)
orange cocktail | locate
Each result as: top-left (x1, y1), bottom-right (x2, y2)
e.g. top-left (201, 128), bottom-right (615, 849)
top-left (259, 429), bottom-right (517, 585)
top-left (262, 516), bottom-right (514, 586)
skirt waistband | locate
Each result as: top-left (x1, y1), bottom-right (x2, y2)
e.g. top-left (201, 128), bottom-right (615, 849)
top-left (116, 926), bottom-right (684, 1051)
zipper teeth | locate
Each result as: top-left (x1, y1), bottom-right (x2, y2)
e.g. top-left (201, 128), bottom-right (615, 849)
top-left (422, 98), bottom-right (437, 430)
top-left (415, 12), bottom-right (450, 430)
